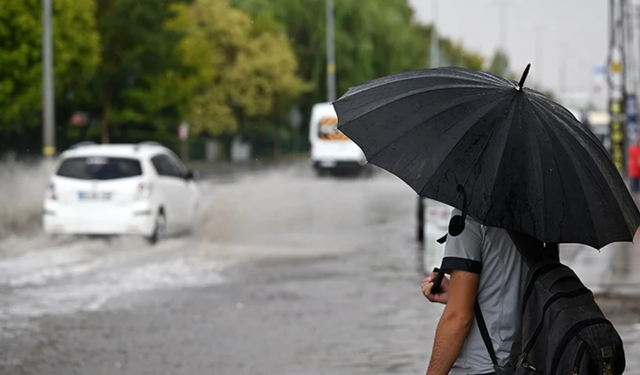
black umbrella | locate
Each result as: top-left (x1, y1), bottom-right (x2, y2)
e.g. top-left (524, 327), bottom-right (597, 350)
top-left (334, 65), bottom-right (640, 249)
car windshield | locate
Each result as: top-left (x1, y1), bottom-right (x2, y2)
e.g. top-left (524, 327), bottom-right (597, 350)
top-left (56, 156), bottom-right (142, 180)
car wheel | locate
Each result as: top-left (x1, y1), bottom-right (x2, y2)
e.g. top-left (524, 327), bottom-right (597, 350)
top-left (147, 211), bottom-right (166, 245)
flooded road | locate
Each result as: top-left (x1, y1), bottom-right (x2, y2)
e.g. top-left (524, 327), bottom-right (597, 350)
top-left (0, 164), bottom-right (638, 374)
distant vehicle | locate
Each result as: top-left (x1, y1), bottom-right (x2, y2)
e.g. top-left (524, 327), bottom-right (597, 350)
top-left (586, 111), bottom-right (611, 152)
top-left (308, 102), bottom-right (368, 176)
top-left (42, 142), bottom-right (200, 244)
top-left (565, 107), bottom-right (585, 123)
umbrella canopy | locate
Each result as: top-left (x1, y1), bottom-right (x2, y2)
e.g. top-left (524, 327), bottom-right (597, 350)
top-left (334, 65), bottom-right (640, 249)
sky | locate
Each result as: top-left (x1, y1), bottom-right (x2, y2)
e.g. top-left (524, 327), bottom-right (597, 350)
top-left (407, 0), bottom-right (612, 107)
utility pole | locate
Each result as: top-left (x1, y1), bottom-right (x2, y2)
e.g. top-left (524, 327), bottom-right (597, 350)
top-left (494, 0), bottom-right (510, 53)
top-left (559, 41), bottom-right (568, 97)
top-left (430, 0), bottom-right (439, 69)
top-left (326, 0), bottom-right (336, 102)
top-left (608, 0), bottom-right (627, 174)
top-left (499, 1), bottom-right (507, 52)
top-left (533, 25), bottom-right (544, 89)
top-left (42, 0), bottom-right (56, 159)
top-left (608, 0), bottom-right (630, 279)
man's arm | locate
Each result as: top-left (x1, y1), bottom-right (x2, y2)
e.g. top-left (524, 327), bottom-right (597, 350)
top-left (426, 269), bottom-right (479, 375)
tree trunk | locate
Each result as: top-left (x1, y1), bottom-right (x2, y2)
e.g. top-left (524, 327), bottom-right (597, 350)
top-left (101, 85), bottom-right (114, 144)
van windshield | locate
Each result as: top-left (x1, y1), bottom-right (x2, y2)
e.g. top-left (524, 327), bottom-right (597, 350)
top-left (317, 116), bottom-right (349, 141)
top-left (56, 157), bottom-right (143, 180)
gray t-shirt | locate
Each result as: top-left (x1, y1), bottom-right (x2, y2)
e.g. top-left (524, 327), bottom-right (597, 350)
top-left (442, 209), bottom-right (528, 375)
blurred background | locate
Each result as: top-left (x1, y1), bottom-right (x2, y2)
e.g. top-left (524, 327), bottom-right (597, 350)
top-left (1, 0), bottom-right (640, 374)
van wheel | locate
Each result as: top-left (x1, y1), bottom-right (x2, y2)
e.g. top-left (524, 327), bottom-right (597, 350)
top-left (362, 165), bottom-right (375, 178)
top-left (147, 211), bottom-right (166, 245)
top-left (314, 167), bottom-right (329, 177)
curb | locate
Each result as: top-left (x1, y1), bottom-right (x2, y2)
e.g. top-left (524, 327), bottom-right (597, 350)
top-left (190, 157), bottom-right (308, 179)
top-left (594, 293), bottom-right (640, 318)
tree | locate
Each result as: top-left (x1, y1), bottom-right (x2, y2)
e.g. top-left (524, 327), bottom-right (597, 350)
top-left (0, 0), bottom-right (100, 132)
top-left (544, 90), bottom-right (557, 101)
top-left (416, 25), bottom-right (485, 71)
top-left (92, 0), bottom-right (192, 143)
top-left (488, 49), bottom-right (511, 78)
top-left (170, 0), bottom-right (307, 138)
top-left (334, 0), bottom-right (426, 94)
top-left (230, 0), bottom-right (485, 125)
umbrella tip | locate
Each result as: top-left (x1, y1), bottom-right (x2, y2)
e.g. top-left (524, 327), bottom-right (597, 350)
top-left (516, 63), bottom-right (531, 91)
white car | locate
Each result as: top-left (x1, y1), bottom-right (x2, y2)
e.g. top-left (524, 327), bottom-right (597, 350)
top-left (42, 142), bottom-right (200, 243)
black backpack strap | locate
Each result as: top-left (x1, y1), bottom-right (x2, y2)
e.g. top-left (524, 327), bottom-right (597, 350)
top-left (474, 300), bottom-right (499, 366)
top-left (451, 230), bottom-right (558, 372)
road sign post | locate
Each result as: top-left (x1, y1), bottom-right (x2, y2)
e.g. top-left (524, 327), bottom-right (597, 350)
top-left (178, 122), bottom-right (189, 162)
top-left (42, 0), bottom-right (56, 159)
top-left (289, 107), bottom-right (303, 153)
top-left (627, 94), bottom-right (638, 143)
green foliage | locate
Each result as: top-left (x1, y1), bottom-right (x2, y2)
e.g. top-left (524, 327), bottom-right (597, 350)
top-left (170, 0), bottom-right (307, 137)
top-left (232, 0), bottom-right (425, 104)
top-left (488, 49), bottom-right (511, 78)
top-left (231, 0), bottom-right (485, 119)
top-left (417, 25), bottom-right (485, 71)
top-left (0, 0), bottom-right (100, 131)
top-left (92, 0), bottom-right (192, 142)
top-left (0, 0), bottom-right (505, 157)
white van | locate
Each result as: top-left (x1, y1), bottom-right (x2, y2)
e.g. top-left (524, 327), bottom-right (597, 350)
top-left (308, 102), bottom-right (367, 175)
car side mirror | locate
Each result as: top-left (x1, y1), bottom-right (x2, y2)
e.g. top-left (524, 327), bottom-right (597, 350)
top-left (185, 170), bottom-right (195, 180)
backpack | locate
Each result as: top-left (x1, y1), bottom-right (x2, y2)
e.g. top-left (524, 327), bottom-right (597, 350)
top-left (473, 231), bottom-right (627, 375)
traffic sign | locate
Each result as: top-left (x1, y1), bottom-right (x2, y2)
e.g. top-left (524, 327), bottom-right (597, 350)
top-left (289, 107), bottom-right (303, 129)
top-left (178, 122), bottom-right (189, 140)
top-left (611, 61), bottom-right (622, 74)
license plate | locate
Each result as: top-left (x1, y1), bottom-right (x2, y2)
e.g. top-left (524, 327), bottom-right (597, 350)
top-left (319, 160), bottom-right (337, 167)
top-left (78, 191), bottom-right (112, 201)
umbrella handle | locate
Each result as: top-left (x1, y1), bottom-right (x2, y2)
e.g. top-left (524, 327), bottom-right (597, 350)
top-left (430, 267), bottom-right (446, 294)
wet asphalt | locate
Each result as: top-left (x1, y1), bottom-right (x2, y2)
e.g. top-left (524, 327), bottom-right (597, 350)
top-left (0, 164), bottom-right (638, 375)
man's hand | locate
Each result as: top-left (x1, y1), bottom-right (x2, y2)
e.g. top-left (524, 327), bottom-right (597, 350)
top-left (421, 272), bottom-right (450, 304)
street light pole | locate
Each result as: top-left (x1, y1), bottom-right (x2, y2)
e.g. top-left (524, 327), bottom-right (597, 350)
top-left (494, 0), bottom-right (510, 53)
top-left (42, 0), bottom-right (56, 159)
top-left (499, 3), bottom-right (506, 52)
top-left (326, 0), bottom-right (336, 103)
top-left (534, 25), bottom-right (544, 89)
top-left (559, 41), bottom-right (568, 97)
top-left (430, 0), bottom-right (439, 69)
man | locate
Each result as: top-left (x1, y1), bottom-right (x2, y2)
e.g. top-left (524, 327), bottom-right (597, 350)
top-left (421, 209), bottom-right (528, 375)
top-left (628, 135), bottom-right (640, 197)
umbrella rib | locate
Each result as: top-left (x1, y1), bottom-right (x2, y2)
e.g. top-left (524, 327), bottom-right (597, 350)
top-left (529, 102), bottom-right (550, 238)
top-left (342, 85), bottom-right (501, 126)
top-left (363, 90), bottom-right (508, 163)
top-left (555, 112), bottom-right (638, 233)
top-left (344, 68), bottom-right (510, 97)
top-left (514, 99), bottom-right (548, 238)
top-left (530, 94), bottom-right (617, 165)
top-left (553, 116), bottom-right (636, 242)
top-left (415, 92), bottom-right (514, 195)
top-left (458, 94), bottom-right (518, 191)
top-left (530, 101), bottom-right (601, 245)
